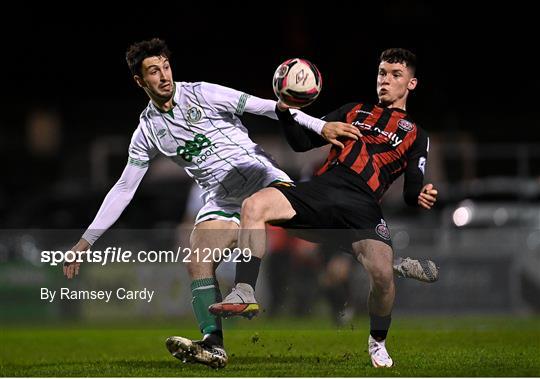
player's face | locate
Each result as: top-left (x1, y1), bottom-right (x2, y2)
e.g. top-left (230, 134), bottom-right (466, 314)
top-left (135, 56), bottom-right (174, 100)
top-left (376, 61), bottom-right (417, 107)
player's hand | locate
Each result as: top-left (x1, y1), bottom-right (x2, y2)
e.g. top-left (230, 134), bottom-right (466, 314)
top-left (276, 100), bottom-right (299, 111)
top-left (63, 239), bottom-right (90, 279)
top-left (321, 122), bottom-right (362, 149)
top-left (418, 183), bottom-right (438, 209)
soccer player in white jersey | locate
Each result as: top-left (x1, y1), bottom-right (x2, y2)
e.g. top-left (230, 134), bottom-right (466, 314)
top-left (62, 38), bottom-right (361, 369)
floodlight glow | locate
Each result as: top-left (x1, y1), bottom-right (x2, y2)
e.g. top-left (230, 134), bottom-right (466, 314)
top-left (453, 206), bottom-right (472, 227)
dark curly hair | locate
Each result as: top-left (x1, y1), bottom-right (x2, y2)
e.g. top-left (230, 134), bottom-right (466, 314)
top-left (126, 38), bottom-right (171, 76)
top-left (380, 48), bottom-right (416, 75)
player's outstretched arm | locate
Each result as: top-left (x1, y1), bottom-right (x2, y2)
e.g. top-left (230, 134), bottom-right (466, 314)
top-left (275, 101), bottom-right (360, 151)
top-left (200, 83), bottom-right (359, 150)
top-left (275, 103), bottom-right (326, 152)
top-left (63, 163), bottom-right (148, 279)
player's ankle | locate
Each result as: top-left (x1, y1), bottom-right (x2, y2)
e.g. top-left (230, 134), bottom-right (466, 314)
top-left (234, 257), bottom-right (261, 290)
top-left (203, 331), bottom-right (223, 347)
top-left (369, 313), bottom-right (392, 341)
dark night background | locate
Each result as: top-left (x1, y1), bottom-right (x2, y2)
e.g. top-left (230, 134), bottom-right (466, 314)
top-left (1, 2), bottom-right (538, 228)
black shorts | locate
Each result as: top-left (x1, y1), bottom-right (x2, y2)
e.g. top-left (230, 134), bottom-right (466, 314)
top-left (270, 164), bottom-right (392, 249)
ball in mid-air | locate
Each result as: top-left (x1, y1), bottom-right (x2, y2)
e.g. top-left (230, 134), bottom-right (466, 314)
top-left (272, 58), bottom-right (322, 108)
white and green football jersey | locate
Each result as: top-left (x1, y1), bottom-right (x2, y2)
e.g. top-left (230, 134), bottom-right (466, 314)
top-left (82, 82), bottom-right (326, 245)
top-left (128, 81), bottom-right (298, 200)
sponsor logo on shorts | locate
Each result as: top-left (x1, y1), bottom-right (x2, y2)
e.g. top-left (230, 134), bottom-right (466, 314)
top-left (375, 219), bottom-right (391, 240)
top-left (398, 119), bottom-right (414, 132)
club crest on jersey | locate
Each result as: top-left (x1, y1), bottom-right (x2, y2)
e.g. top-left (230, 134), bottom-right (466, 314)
top-left (398, 119), bottom-right (414, 132)
top-left (157, 129), bottom-right (167, 139)
top-left (375, 219), bottom-right (391, 240)
top-left (186, 105), bottom-right (203, 123)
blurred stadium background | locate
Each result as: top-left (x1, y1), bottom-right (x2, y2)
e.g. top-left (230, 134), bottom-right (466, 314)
top-left (1, 0), bottom-right (539, 346)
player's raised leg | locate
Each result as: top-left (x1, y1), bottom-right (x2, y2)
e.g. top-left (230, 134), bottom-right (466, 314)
top-left (167, 220), bottom-right (237, 368)
top-left (352, 239), bottom-right (395, 368)
top-left (209, 187), bottom-right (296, 318)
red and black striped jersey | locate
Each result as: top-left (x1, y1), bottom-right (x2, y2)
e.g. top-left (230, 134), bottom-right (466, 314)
top-left (276, 103), bottom-right (429, 206)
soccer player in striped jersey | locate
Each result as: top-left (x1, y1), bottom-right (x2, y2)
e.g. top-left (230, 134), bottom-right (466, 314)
top-left (62, 38), bottom-right (360, 369)
top-left (211, 48), bottom-right (439, 368)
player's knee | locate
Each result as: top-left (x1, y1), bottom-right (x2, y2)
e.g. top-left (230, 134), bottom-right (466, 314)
top-left (185, 259), bottom-right (213, 279)
top-left (368, 264), bottom-right (394, 292)
top-left (241, 196), bottom-right (267, 223)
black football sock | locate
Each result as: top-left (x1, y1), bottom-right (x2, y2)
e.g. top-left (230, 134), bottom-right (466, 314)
top-left (203, 330), bottom-right (224, 347)
top-left (370, 313), bottom-right (392, 341)
top-left (235, 256), bottom-right (261, 289)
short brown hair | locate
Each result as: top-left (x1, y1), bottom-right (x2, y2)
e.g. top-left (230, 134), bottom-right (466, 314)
top-left (126, 38), bottom-right (171, 76)
top-left (380, 48), bottom-right (416, 75)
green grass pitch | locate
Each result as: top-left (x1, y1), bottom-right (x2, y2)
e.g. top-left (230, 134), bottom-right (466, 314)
top-left (1, 316), bottom-right (539, 376)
